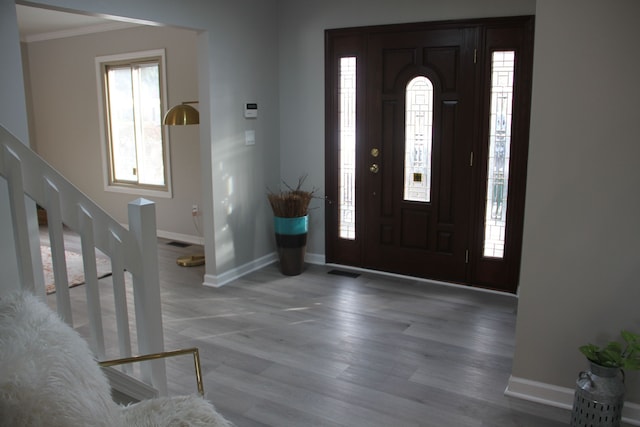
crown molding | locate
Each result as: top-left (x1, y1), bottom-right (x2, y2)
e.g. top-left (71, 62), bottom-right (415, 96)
top-left (22, 21), bottom-right (140, 43)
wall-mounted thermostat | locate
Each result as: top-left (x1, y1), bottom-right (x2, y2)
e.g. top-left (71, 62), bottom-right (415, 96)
top-left (244, 103), bottom-right (258, 118)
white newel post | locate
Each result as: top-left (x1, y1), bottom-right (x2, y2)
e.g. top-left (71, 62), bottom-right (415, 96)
top-left (128, 198), bottom-right (167, 395)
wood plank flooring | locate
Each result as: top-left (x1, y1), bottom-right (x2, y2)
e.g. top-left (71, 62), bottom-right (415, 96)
top-left (43, 231), bottom-right (575, 426)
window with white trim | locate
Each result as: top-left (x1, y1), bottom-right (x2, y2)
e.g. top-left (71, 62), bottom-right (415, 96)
top-left (96, 49), bottom-right (171, 197)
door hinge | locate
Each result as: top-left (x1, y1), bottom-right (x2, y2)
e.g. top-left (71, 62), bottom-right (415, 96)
top-left (474, 48), bottom-right (477, 64)
top-left (470, 151), bottom-right (474, 167)
top-left (465, 249), bottom-right (469, 264)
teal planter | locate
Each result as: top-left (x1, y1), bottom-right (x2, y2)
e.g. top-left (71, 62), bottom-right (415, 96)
top-left (274, 215), bottom-right (308, 275)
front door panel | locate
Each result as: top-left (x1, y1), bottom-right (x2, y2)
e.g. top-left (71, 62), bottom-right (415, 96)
top-left (362, 28), bottom-right (474, 282)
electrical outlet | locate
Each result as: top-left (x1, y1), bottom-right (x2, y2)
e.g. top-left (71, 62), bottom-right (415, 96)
top-left (192, 205), bottom-right (199, 216)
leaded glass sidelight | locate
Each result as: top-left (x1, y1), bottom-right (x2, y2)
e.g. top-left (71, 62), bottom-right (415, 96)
top-left (404, 76), bottom-right (434, 203)
top-left (339, 57), bottom-right (356, 240)
top-left (483, 51), bottom-right (515, 258)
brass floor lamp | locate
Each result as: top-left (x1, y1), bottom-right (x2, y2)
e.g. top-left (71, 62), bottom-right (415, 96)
top-left (164, 101), bottom-right (205, 267)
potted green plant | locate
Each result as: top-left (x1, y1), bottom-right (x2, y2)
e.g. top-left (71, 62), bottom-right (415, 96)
top-left (570, 330), bottom-right (640, 427)
top-left (267, 175), bottom-right (317, 276)
top-left (579, 330), bottom-right (640, 371)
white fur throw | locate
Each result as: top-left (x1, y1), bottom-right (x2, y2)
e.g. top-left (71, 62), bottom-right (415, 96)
top-left (0, 291), bottom-right (122, 426)
top-left (0, 291), bottom-right (233, 427)
top-left (123, 396), bottom-right (233, 427)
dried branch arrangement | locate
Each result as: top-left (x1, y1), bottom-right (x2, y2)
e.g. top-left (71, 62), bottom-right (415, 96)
top-left (267, 175), bottom-right (318, 218)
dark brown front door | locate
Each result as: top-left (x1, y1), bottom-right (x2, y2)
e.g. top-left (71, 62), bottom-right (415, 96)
top-left (325, 17), bottom-right (534, 293)
top-left (362, 27), bottom-right (475, 282)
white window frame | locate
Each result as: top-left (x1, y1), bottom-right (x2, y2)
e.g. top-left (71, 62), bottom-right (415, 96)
top-left (95, 49), bottom-right (172, 198)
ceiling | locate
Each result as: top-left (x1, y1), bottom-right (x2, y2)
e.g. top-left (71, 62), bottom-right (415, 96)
top-left (16, 4), bottom-right (141, 42)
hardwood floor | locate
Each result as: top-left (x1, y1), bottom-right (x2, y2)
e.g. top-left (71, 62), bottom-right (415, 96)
top-left (44, 233), bottom-right (575, 426)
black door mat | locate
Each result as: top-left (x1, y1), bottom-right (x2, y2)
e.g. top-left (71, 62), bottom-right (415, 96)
top-left (167, 241), bottom-right (191, 248)
top-left (328, 269), bottom-right (360, 278)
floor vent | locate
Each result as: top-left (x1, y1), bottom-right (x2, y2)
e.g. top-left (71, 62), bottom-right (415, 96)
top-left (167, 241), bottom-right (191, 248)
top-left (328, 269), bottom-right (360, 278)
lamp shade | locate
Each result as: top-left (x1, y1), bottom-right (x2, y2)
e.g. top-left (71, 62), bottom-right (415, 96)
top-left (163, 103), bottom-right (199, 125)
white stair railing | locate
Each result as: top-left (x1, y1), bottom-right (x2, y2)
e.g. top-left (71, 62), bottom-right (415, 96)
top-left (0, 125), bottom-right (167, 395)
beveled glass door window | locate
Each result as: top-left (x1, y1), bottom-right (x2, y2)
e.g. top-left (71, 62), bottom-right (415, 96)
top-left (339, 57), bottom-right (356, 240)
top-left (404, 76), bottom-right (434, 203)
top-left (483, 51), bottom-right (515, 258)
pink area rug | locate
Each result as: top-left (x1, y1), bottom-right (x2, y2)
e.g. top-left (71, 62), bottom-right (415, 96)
top-left (41, 246), bottom-right (112, 294)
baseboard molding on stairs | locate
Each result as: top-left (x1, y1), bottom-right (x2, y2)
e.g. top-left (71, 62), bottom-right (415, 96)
top-left (103, 366), bottom-right (158, 405)
top-left (505, 375), bottom-right (640, 425)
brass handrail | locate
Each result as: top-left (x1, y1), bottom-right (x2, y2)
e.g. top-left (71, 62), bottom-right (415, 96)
top-left (99, 347), bottom-right (204, 396)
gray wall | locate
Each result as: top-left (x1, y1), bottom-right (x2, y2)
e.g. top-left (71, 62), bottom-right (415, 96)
top-left (24, 25), bottom-right (203, 241)
top-left (513, 0), bottom-right (640, 401)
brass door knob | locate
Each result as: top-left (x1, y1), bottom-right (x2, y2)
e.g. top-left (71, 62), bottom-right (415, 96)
top-left (369, 163), bottom-right (379, 174)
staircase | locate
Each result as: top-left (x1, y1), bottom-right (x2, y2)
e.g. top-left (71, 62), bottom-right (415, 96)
top-left (0, 125), bottom-right (168, 395)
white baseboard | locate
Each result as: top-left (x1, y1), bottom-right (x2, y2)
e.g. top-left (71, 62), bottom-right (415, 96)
top-left (202, 251), bottom-right (324, 288)
top-left (203, 252), bottom-right (278, 288)
top-left (156, 230), bottom-right (204, 246)
top-left (323, 261), bottom-right (516, 297)
top-left (505, 376), bottom-right (640, 425)
top-left (505, 376), bottom-right (574, 410)
top-left (119, 221), bottom-right (204, 246)
top-left (305, 251), bottom-right (325, 265)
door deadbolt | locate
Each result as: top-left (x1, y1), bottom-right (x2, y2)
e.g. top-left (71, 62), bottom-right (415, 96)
top-left (371, 148), bottom-right (380, 157)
